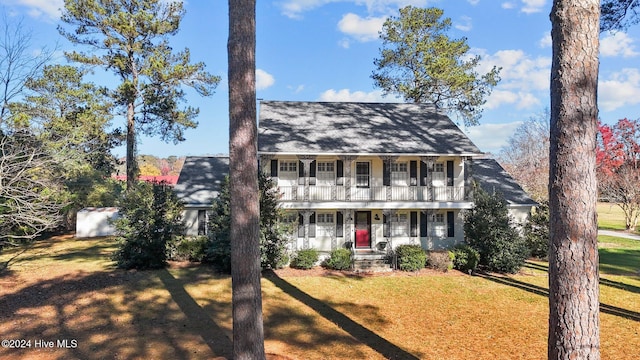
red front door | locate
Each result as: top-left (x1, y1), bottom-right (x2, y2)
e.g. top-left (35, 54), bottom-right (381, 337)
top-left (355, 211), bottom-right (371, 248)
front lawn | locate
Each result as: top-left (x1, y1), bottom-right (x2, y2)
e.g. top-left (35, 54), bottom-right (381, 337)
top-left (598, 202), bottom-right (635, 232)
top-left (0, 235), bottom-right (638, 360)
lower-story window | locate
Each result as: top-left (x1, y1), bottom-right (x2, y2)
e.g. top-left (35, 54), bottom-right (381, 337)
top-left (431, 211), bottom-right (455, 238)
top-left (391, 213), bottom-right (409, 237)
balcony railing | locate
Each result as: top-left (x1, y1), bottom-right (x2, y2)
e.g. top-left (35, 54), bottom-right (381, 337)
top-left (278, 185), bottom-right (468, 202)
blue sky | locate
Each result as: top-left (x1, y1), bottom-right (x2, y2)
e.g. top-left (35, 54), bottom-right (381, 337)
top-left (2, 0), bottom-right (640, 158)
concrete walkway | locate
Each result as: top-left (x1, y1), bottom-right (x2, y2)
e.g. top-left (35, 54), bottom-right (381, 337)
top-left (598, 229), bottom-right (640, 240)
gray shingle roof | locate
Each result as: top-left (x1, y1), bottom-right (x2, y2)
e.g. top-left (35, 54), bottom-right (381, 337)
top-left (473, 158), bottom-right (538, 206)
top-left (258, 101), bottom-right (482, 156)
top-left (174, 156), bottom-right (229, 207)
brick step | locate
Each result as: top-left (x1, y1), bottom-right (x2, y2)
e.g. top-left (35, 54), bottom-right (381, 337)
top-left (353, 258), bottom-right (392, 272)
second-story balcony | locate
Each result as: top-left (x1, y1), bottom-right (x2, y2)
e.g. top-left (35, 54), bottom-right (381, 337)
top-left (278, 185), bottom-right (469, 202)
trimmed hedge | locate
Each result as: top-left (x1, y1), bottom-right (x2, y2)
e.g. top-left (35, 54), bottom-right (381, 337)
top-left (291, 248), bottom-right (319, 270)
top-left (324, 248), bottom-right (352, 270)
top-left (396, 244), bottom-right (427, 272)
top-left (451, 244), bottom-right (480, 273)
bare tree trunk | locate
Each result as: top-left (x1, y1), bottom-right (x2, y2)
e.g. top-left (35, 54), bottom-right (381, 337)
top-left (126, 101), bottom-right (137, 190)
top-left (548, 1), bottom-right (600, 359)
top-left (228, 0), bottom-right (265, 359)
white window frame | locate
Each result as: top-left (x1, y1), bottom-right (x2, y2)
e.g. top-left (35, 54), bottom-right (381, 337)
top-left (432, 213), bottom-right (446, 238)
top-left (317, 213), bottom-right (334, 224)
top-left (317, 161), bottom-right (335, 184)
top-left (432, 162), bottom-right (445, 182)
top-left (279, 161), bottom-right (297, 173)
top-left (356, 162), bottom-right (370, 188)
top-left (391, 213), bottom-right (409, 237)
top-left (391, 162), bottom-right (408, 186)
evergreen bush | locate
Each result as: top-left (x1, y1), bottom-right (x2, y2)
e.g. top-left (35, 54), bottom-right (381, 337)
top-left (112, 182), bottom-right (184, 270)
top-left (290, 248), bottom-right (319, 269)
top-left (524, 200), bottom-right (549, 259)
top-left (396, 244), bottom-right (427, 272)
top-left (451, 243), bottom-right (480, 272)
top-left (324, 248), bottom-right (352, 270)
top-left (464, 186), bottom-right (528, 273)
top-left (168, 236), bottom-right (208, 262)
top-left (204, 173), bottom-right (293, 273)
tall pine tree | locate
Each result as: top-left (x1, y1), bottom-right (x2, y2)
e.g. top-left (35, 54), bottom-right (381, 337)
top-left (59, 0), bottom-right (220, 189)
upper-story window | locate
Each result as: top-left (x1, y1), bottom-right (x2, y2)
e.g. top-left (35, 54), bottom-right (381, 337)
top-left (433, 163), bottom-right (445, 181)
top-left (391, 162), bottom-right (408, 186)
top-left (356, 162), bottom-right (370, 188)
top-left (279, 161), bottom-right (297, 173)
top-left (317, 161), bottom-right (335, 184)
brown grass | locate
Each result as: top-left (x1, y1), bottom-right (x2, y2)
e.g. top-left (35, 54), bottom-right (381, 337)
top-left (1, 235), bottom-right (639, 360)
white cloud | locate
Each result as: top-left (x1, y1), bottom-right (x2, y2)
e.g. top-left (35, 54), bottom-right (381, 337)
top-left (478, 49), bottom-right (550, 90)
top-left (600, 32), bottom-right (639, 58)
top-left (337, 13), bottom-right (385, 42)
top-left (467, 0), bottom-right (480, 5)
top-left (318, 88), bottom-right (393, 102)
top-left (473, 48), bottom-right (550, 111)
top-left (599, 68), bottom-right (640, 111)
top-left (279, 0), bottom-right (430, 19)
top-left (521, 0), bottom-right (546, 14)
top-left (455, 15), bottom-right (472, 32)
top-left (256, 69), bottom-right (275, 90)
top-left (464, 121), bottom-right (524, 153)
top-left (538, 32), bottom-right (551, 48)
top-left (2, 0), bottom-right (63, 20)
top-left (287, 84), bottom-right (305, 93)
top-left (501, 0), bottom-right (545, 13)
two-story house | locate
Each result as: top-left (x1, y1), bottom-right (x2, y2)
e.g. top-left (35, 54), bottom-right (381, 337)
top-left (258, 101), bottom-right (514, 256)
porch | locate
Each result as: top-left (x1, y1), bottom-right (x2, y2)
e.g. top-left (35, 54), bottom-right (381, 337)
top-left (279, 185), bottom-right (469, 202)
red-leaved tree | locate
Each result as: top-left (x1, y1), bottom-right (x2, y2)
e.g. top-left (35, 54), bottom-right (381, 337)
top-left (597, 118), bottom-right (640, 230)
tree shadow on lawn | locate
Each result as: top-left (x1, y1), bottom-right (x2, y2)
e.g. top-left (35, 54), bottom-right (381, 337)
top-left (476, 272), bottom-right (640, 322)
top-left (263, 270), bottom-right (421, 360)
top-left (0, 269), bottom-right (232, 360)
top-left (524, 261), bottom-right (640, 294)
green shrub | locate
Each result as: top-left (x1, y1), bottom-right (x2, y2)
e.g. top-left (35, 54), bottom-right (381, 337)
top-left (426, 250), bottom-right (454, 272)
top-left (451, 244), bottom-right (480, 273)
top-left (395, 244), bottom-right (427, 272)
top-left (324, 248), bottom-right (352, 270)
top-left (291, 248), bottom-right (319, 269)
top-left (112, 182), bottom-right (184, 270)
top-left (464, 186), bottom-right (529, 273)
top-left (524, 200), bottom-right (549, 259)
top-left (168, 236), bottom-right (208, 262)
top-left (204, 173), bottom-right (294, 273)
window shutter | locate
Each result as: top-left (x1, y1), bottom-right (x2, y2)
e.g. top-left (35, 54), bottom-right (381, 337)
top-left (410, 211), bottom-right (418, 237)
top-left (309, 160), bottom-right (316, 185)
top-left (447, 211), bottom-right (455, 238)
top-left (447, 161), bottom-right (454, 187)
top-left (298, 213), bottom-right (304, 238)
top-left (410, 161), bottom-right (417, 186)
top-left (420, 211), bottom-right (428, 237)
top-left (336, 211), bottom-right (344, 237)
top-left (298, 160), bottom-right (304, 185)
top-left (309, 212), bottom-right (316, 238)
top-left (383, 161), bottom-right (390, 186)
top-left (420, 161), bottom-right (428, 186)
top-left (270, 160), bottom-right (278, 177)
